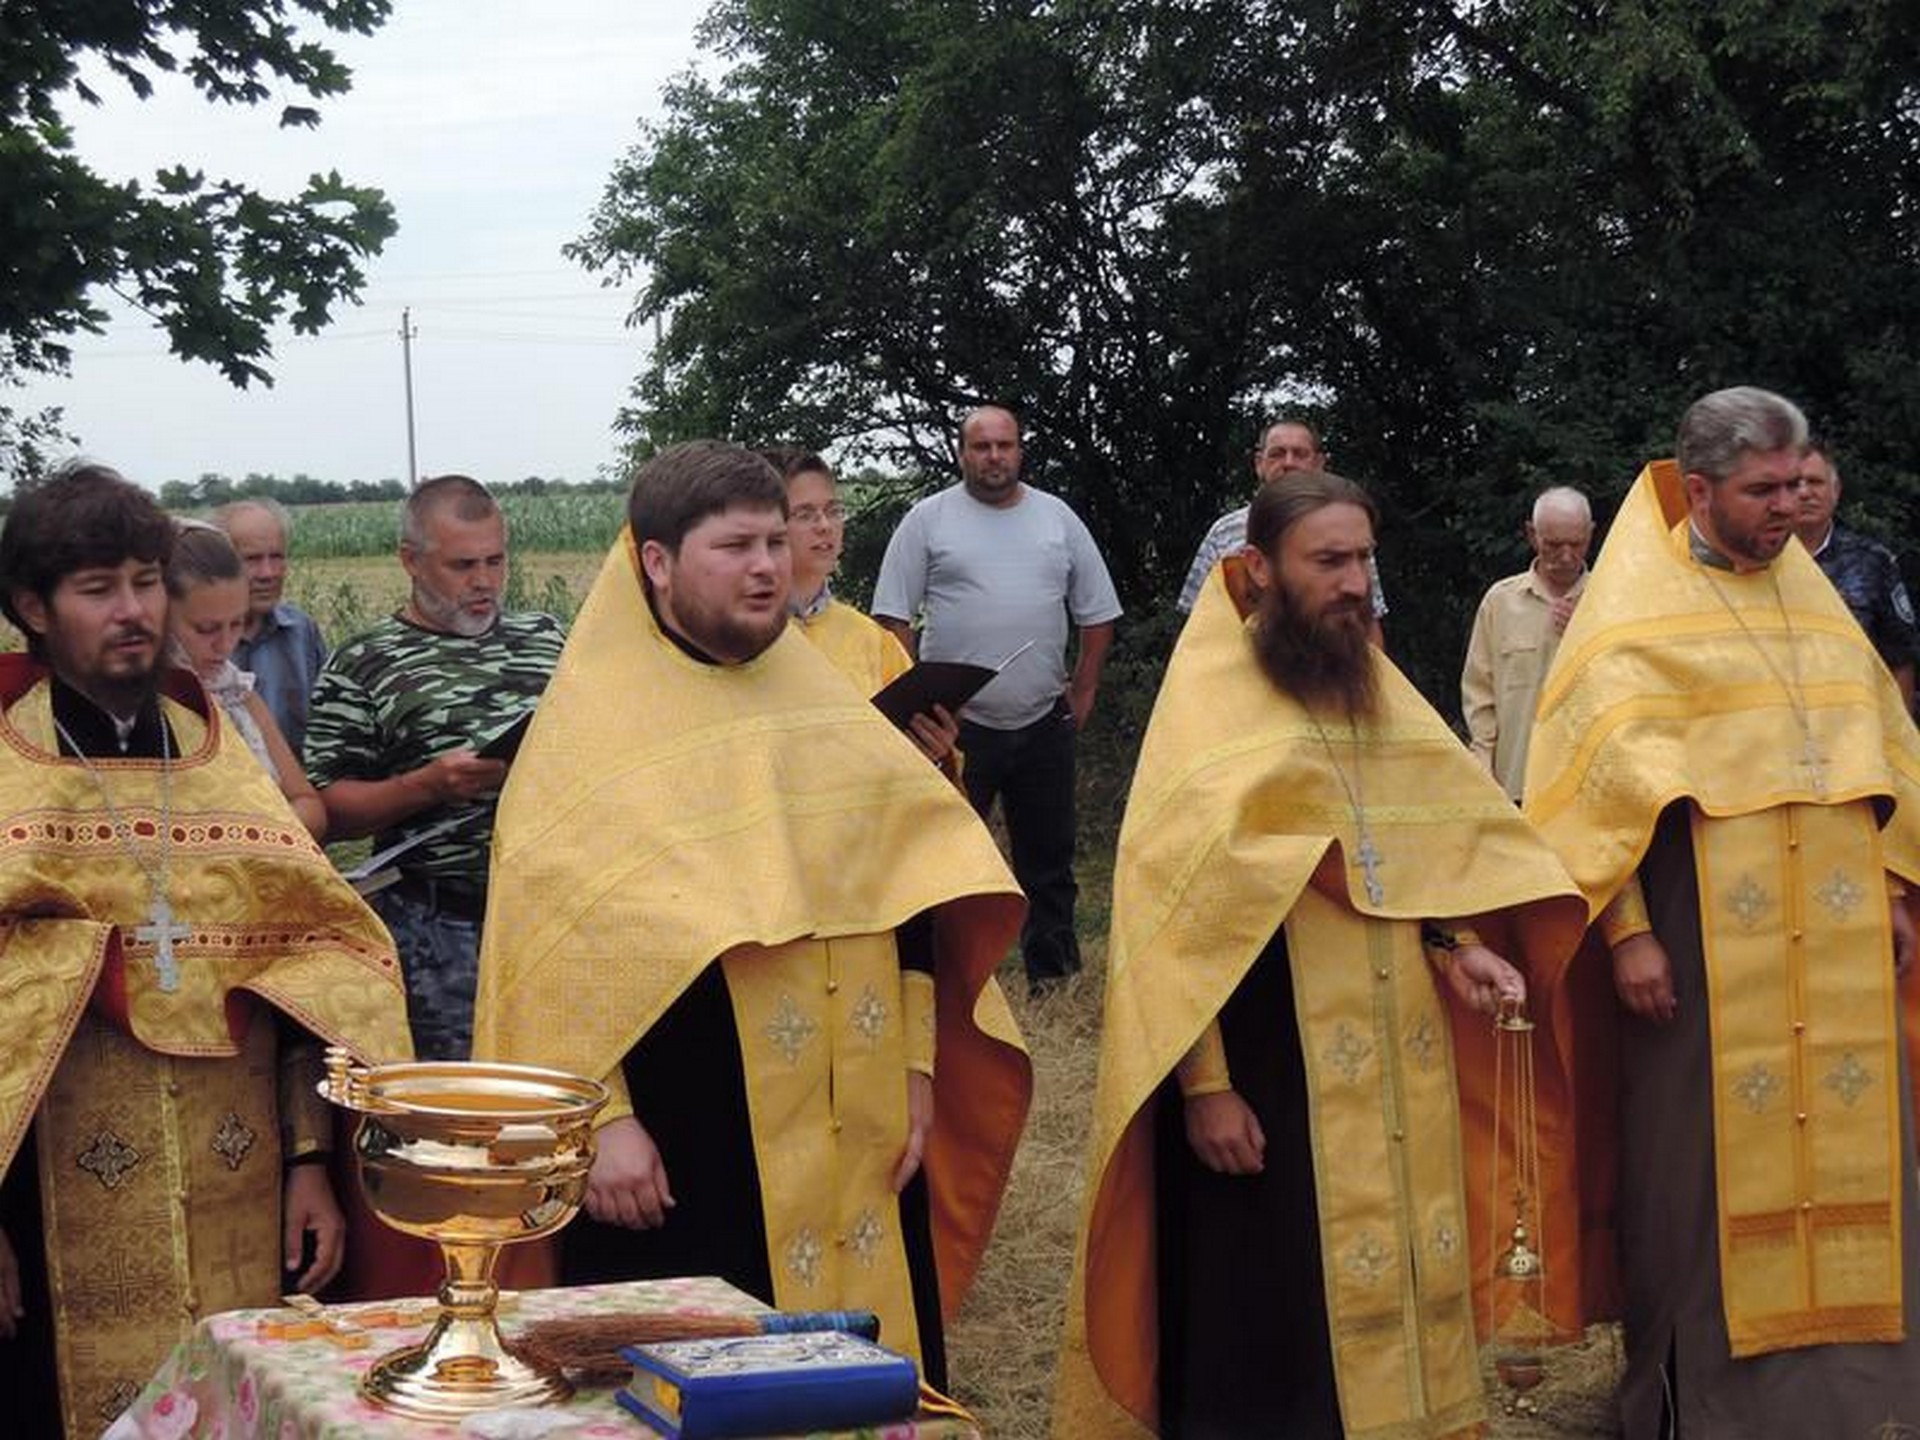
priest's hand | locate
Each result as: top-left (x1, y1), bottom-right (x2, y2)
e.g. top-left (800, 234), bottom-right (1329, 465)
top-left (1447, 945), bottom-right (1527, 1015)
top-left (1184, 1089), bottom-right (1266, 1175)
top-left (283, 1164), bottom-right (346, 1294)
top-left (587, 1116), bottom-right (676, 1229)
top-left (893, 1071), bottom-right (935, 1192)
top-left (1612, 933), bottom-right (1677, 1023)
top-left (1892, 896), bottom-right (1916, 978)
top-left (0, 1225), bottom-right (22, 1338)
top-left (906, 704), bottom-right (961, 766)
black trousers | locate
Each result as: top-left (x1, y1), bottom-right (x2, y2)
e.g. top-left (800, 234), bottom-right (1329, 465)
top-left (1154, 929), bottom-right (1342, 1438)
top-left (0, 1129), bottom-right (63, 1437)
top-left (959, 698), bottom-right (1081, 988)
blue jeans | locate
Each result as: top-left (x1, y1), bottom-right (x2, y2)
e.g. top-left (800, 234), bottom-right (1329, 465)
top-left (371, 883), bottom-right (481, 1060)
top-left (960, 698), bottom-right (1082, 989)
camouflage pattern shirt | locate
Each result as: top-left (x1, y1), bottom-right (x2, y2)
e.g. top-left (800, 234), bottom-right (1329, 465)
top-left (1813, 524), bottom-right (1920, 676)
top-left (305, 611), bottom-right (567, 888)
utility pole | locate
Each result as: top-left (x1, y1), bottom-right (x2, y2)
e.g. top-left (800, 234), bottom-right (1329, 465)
top-left (400, 307), bottom-right (419, 487)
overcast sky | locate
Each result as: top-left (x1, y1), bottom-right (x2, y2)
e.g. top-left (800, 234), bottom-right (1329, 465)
top-left (17, 2), bottom-right (714, 488)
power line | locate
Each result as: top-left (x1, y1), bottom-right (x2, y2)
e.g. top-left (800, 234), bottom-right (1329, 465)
top-left (422, 328), bottom-right (637, 348)
top-left (362, 266), bottom-right (595, 284)
top-left (378, 292), bottom-right (622, 308)
top-left (406, 304), bottom-right (630, 324)
top-left (69, 328), bottom-right (392, 358)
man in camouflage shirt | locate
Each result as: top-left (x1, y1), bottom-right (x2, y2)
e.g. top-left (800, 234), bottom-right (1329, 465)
top-left (305, 476), bottom-right (565, 1059)
top-left (1794, 437), bottom-right (1918, 709)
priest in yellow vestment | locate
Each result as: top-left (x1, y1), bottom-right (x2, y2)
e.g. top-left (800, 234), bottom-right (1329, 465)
top-left (1054, 472), bottom-right (1586, 1440)
top-left (766, 444), bottom-right (965, 776)
top-left (1525, 387), bottom-right (1920, 1438)
top-left (0, 468), bottom-right (411, 1437)
top-left (474, 441), bottom-right (1029, 1387)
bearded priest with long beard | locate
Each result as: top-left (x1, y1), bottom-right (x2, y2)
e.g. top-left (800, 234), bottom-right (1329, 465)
top-left (1055, 471), bottom-right (1588, 1439)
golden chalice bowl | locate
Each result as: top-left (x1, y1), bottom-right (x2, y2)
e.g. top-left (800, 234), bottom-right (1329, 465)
top-left (321, 1048), bottom-right (608, 1421)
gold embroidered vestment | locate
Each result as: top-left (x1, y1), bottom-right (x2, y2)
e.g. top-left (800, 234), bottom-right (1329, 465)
top-left (1054, 569), bottom-right (1584, 1439)
top-left (0, 664), bottom-right (409, 1431)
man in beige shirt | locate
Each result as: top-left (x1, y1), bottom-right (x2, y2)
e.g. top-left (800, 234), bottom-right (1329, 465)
top-left (1461, 485), bottom-right (1593, 799)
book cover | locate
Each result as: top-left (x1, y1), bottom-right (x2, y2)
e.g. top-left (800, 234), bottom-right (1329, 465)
top-left (617, 1331), bottom-right (918, 1439)
top-left (472, 706), bottom-right (536, 763)
top-left (870, 639), bottom-right (1035, 731)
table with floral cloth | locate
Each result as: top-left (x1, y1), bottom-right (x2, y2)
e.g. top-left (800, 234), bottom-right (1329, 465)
top-left (109, 1275), bottom-right (980, 1440)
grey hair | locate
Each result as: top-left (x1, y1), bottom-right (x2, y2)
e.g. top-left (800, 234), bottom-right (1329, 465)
top-left (1676, 387), bottom-right (1808, 483)
top-left (1531, 486), bottom-right (1591, 525)
top-left (401, 474), bottom-right (500, 551)
top-left (213, 496), bottom-right (294, 540)
top-left (1803, 432), bottom-right (1842, 485)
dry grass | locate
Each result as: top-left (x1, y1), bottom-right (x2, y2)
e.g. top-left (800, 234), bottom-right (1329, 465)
top-left (945, 858), bottom-right (1625, 1439)
top-left (947, 967), bottom-right (1111, 1436)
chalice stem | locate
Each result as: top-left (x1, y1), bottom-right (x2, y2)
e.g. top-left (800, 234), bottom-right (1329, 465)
top-left (403, 1238), bottom-right (523, 1380)
top-left (439, 1240), bottom-right (502, 1316)
top-left (366, 1233), bottom-right (563, 1415)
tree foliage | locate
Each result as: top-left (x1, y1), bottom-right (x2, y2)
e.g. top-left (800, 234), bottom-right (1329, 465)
top-left (0, 1), bottom-right (397, 484)
top-left (577, 0), bottom-right (1920, 695)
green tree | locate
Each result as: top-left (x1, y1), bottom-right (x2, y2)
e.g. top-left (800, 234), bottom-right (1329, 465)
top-left (1, 2), bottom-right (397, 483)
top-left (0, 376), bottom-right (71, 490)
top-left (572, 1), bottom-right (1301, 601)
top-left (576, 0), bottom-right (1920, 700)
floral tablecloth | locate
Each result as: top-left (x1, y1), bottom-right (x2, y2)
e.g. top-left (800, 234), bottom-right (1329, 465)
top-left (108, 1275), bottom-right (979, 1440)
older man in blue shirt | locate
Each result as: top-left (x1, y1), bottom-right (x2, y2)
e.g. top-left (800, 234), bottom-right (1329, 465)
top-left (216, 498), bottom-right (328, 757)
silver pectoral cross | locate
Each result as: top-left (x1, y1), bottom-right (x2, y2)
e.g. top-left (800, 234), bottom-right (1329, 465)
top-left (133, 896), bottom-right (190, 993)
top-left (1355, 832), bottom-right (1386, 906)
top-left (1799, 734), bottom-right (1829, 797)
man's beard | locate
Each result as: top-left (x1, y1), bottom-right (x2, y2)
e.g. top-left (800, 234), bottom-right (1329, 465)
top-left (672, 591), bottom-right (788, 663)
top-left (64, 627), bottom-right (162, 720)
top-left (1708, 495), bottom-right (1791, 567)
top-left (412, 580), bottom-right (498, 638)
top-left (1251, 580), bottom-right (1379, 721)
top-left (86, 663), bottom-right (160, 720)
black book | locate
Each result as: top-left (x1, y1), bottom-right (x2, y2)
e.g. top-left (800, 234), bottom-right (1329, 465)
top-left (472, 707), bottom-right (536, 763)
top-left (870, 639), bottom-right (1034, 731)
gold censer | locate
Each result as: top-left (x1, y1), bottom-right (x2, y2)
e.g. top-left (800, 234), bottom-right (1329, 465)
top-left (321, 1048), bottom-right (608, 1421)
top-left (1486, 1001), bottom-right (1553, 1414)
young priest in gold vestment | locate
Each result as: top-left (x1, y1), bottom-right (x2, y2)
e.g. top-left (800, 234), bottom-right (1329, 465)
top-left (0, 468), bottom-right (411, 1436)
top-left (473, 442), bottom-right (1030, 1388)
top-left (1054, 472), bottom-right (1588, 1440)
top-left (1524, 387), bottom-right (1920, 1438)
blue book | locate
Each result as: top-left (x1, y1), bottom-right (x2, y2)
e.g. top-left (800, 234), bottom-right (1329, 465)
top-left (616, 1331), bottom-right (919, 1439)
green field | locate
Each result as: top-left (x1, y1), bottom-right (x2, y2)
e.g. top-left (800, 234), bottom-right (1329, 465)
top-left (285, 491), bottom-right (626, 559)
top-left (274, 492), bottom-right (623, 637)
top-left (286, 551), bottom-right (610, 640)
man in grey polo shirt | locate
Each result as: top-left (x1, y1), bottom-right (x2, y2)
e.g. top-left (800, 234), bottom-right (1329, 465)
top-left (874, 405), bottom-right (1122, 995)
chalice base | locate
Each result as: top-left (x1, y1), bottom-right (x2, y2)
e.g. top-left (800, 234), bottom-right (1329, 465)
top-left (364, 1310), bottom-right (572, 1420)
